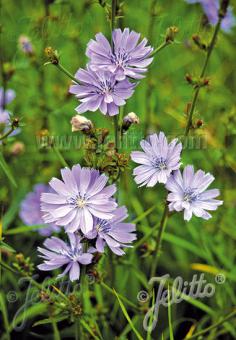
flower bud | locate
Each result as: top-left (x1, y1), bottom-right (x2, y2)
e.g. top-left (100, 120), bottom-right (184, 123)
top-left (44, 47), bottom-right (59, 65)
top-left (165, 26), bottom-right (179, 43)
top-left (196, 119), bottom-right (204, 128)
top-left (71, 115), bottom-right (93, 132)
top-left (122, 112), bottom-right (140, 131)
top-left (11, 142), bottom-right (25, 155)
top-left (18, 35), bottom-right (34, 55)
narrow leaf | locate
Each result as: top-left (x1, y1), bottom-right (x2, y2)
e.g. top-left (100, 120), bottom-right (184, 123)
top-left (113, 288), bottom-right (143, 340)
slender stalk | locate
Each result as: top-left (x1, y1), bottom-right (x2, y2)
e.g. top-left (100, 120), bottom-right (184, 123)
top-left (56, 63), bottom-right (80, 84)
top-left (184, 18), bottom-right (222, 136)
top-left (111, 0), bottom-right (117, 38)
top-left (187, 309), bottom-right (236, 339)
top-left (75, 318), bottom-right (79, 340)
top-left (52, 145), bottom-right (69, 168)
top-left (0, 127), bottom-right (15, 141)
top-left (113, 114), bottom-right (119, 151)
top-left (150, 201), bottom-right (169, 278)
top-left (150, 41), bottom-right (170, 57)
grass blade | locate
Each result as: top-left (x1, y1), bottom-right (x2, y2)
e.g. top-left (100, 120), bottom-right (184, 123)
top-left (113, 288), bottom-right (143, 340)
top-left (0, 292), bottom-right (10, 339)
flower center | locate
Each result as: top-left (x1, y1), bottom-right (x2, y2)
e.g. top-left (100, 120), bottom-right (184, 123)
top-left (184, 188), bottom-right (198, 203)
top-left (67, 194), bottom-right (87, 209)
top-left (96, 219), bottom-right (112, 234)
top-left (151, 157), bottom-right (167, 171)
top-left (77, 198), bottom-right (86, 208)
top-left (111, 48), bottom-right (130, 68)
top-left (99, 79), bottom-right (113, 95)
top-left (61, 247), bottom-right (82, 261)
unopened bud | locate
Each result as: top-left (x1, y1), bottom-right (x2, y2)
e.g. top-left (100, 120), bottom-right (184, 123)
top-left (12, 117), bottom-right (20, 128)
top-left (165, 26), bottom-right (179, 43)
top-left (219, 0), bottom-right (229, 18)
top-left (44, 47), bottom-right (59, 65)
top-left (71, 115), bottom-right (93, 132)
top-left (196, 119), bottom-right (203, 128)
top-left (122, 112), bottom-right (140, 131)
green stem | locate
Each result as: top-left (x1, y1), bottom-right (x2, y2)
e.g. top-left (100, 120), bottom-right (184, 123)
top-left (111, 0), bottom-right (119, 152)
top-left (150, 201), bottom-right (169, 278)
top-left (187, 309), bottom-right (236, 339)
top-left (101, 282), bottom-right (139, 311)
top-left (75, 318), bottom-right (79, 340)
top-left (55, 63), bottom-right (80, 84)
top-left (51, 317), bottom-right (61, 340)
top-left (150, 41), bottom-right (170, 57)
top-left (114, 114), bottom-right (119, 151)
top-left (0, 127), bottom-right (15, 141)
top-left (52, 145), bottom-right (69, 168)
top-left (184, 18), bottom-right (222, 136)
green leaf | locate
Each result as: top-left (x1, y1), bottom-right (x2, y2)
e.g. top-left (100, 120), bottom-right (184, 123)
top-left (9, 303), bottom-right (47, 331)
top-left (2, 187), bottom-right (27, 230)
top-left (33, 316), bottom-right (67, 327)
top-left (10, 303), bottom-right (47, 330)
top-left (4, 224), bottom-right (47, 235)
top-left (113, 288), bottom-right (143, 340)
top-left (0, 240), bottom-right (16, 253)
top-left (0, 152), bottom-right (17, 187)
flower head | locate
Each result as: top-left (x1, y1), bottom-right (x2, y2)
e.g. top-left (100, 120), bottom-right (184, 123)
top-left (37, 233), bottom-right (93, 281)
top-left (20, 184), bottom-right (60, 236)
top-left (131, 132), bottom-right (182, 187)
top-left (166, 165), bottom-right (223, 221)
top-left (185, 0), bottom-right (236, 32)
top-left (69, 67), bottom-right (135, 116)
top-left (86, 28), bottom-right (153, 80)
top-left (85, 206), bottom-right (136, 256)
top-left (0, 87), bottom-right (15, 108)
top-left (41, 165), bottom-right (117, 234)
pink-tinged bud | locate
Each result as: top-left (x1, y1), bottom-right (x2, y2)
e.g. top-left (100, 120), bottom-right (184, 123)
top-left (70, 115), bottom-right (93, 132)
top-left (11, 142), bottom-right (25, 155)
